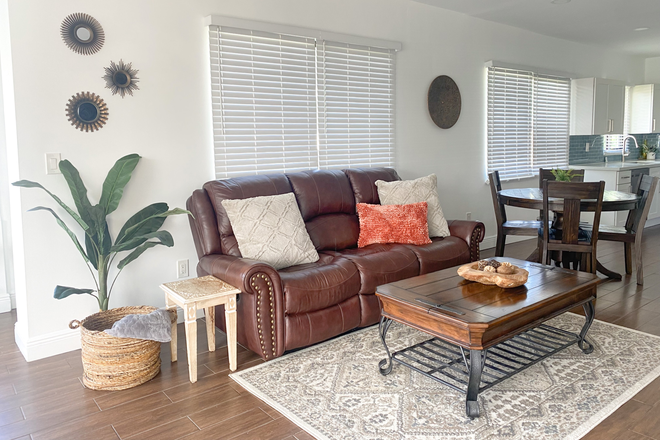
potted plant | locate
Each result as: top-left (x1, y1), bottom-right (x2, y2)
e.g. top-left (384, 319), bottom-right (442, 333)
top-left (550, 168), bottom-right (582, 182)
top-left (640, 140), bottom-right (650, 160)
top-left (648, 143), bottom-right (657, 160)
top-left (12, 153), bottom-right (190, 390)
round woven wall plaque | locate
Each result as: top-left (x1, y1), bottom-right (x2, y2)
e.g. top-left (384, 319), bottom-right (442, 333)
top-left (427, 75), bottom-right (461, 129)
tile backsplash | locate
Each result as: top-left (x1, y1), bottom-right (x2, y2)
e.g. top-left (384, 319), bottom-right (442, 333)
top-left (569, 134), bottom-right (660, 164)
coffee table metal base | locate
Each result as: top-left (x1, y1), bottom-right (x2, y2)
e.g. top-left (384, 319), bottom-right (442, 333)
top-left (378, 301), bottom-right (595, 418)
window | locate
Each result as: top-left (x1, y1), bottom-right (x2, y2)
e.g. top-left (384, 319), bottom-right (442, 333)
top-left (603, 86), bottom-right (631, 152)
top-left (487, 66), bottom-right (571, 181)
top-left (208, 22), bottom-right (397, 179)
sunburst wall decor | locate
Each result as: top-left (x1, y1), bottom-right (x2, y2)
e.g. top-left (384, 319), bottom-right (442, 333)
top-left (66, 92), bottom-right (109, 132)
top-left (103, 60), bottom-right (140, 98)
top-left (61, 13), bottom-right (105, 56)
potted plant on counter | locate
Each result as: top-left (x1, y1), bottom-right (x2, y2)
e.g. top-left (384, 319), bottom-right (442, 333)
top-left (550, 168), bottom-right (583, 182)
top-left (12, 153), bottom-right (190, 390)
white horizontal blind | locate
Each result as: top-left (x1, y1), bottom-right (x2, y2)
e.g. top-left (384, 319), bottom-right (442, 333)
top-left (533, 74), bottom-right (570, 170)
top-left (318, 41), bottom-right (395, 169)
top-left (210, 25), bottom-right (318, 179)
top-left (487, 67), bottom-right (570, 181)
top-left (488, 67), bottom-right (534, 180)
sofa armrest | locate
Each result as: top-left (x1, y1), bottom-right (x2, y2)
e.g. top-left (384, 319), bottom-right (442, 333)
top-left (198, 254), bottom-right (284, 360)
top-left (446, 220), bottom-right (486, 262)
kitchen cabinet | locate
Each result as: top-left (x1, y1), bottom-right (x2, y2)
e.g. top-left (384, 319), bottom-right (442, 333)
top-left (570, 78), bottom-right (625, 135)
top-left (649, 167), bottom-right (660, 220)
top-left (630, 84), bottom-right (660, 134)
top-left (582, 169), bottom-right (631, 226)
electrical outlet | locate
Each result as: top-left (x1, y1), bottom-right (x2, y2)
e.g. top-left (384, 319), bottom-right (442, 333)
top-left (585, 142), bottom-right (590, 152)
top-left (177, 259), bottom-right (189, 278)
top-left (466, 212), bottom-right (472, 220)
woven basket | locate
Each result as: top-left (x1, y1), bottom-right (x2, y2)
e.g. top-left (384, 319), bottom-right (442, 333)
top-left (70, 306), bottom-right (163, 391)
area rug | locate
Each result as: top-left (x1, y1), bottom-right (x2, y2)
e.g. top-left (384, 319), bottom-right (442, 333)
top-left (230, 314), bottom-right (660, 440)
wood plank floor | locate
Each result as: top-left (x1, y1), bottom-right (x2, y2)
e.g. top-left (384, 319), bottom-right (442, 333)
top-left (1, 226), bottom-right (660, 439)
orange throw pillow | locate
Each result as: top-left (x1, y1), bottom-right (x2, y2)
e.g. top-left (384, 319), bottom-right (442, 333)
top-left (356, 202), bottom-right (432, 248)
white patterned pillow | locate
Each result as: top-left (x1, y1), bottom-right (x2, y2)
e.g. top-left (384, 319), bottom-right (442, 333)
top-left (221, 193), bottom-right (319, 270)
top-left (375, 174), bottom-right (450, 238)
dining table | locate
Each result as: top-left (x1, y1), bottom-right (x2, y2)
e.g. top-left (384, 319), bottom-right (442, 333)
top-left (498, 187), bottom-right (640, 279)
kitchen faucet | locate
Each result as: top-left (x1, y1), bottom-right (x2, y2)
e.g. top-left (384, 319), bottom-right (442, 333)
top-left (621, 135), bottom-right (638, 163)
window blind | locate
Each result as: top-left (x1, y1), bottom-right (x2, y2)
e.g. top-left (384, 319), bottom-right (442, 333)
top-left (487, 67), bottom-right (570, 181)
top-left (209, 26), bottom-right (318, 179)
top-left (209, 25), bottom-right (396, 179)
top-left (318, 41), bottom-right (395, 169)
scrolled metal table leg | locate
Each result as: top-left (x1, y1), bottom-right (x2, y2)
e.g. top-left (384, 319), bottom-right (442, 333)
top-left (378, 316), bottom-right (394, 376)
top-left (578, 300), bottom-right (595, 354)
top-left (466, 349), bottom-right (484, 418)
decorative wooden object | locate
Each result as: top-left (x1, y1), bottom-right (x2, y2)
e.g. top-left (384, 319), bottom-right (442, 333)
top-left (428, 75), bottom-right (461, 129)
top-left (103, 60), bottom-right (140, 98)
top-left (60, 13), bottom-right (105, 55)
top-left (65, 92), bottom-right (109, 132)
top-left (160, 275), bottom-right (240, 383)
top-left (457, 261), bottom-right (528, 288)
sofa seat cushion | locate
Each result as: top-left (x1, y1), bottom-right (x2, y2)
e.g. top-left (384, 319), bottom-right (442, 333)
top-left (279, 254), bottom-right (361, 315)
top-left (323, 245), bottom-right (419, 294)
top-left (400, 236), bottom-right (471, 275)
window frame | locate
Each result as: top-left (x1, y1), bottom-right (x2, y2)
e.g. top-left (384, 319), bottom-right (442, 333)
top-left (486, 63), bottom-right (572, 182)
top-left (206, 16), bottom-right (401, 179)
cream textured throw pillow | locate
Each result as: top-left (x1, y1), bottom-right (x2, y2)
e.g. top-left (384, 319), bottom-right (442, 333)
top-left (376, 174), bottom-right (450, 238)
top-left (221, 193), bottom-right (319, 270)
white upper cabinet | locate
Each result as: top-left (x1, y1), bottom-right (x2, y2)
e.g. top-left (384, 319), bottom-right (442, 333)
top-left (630, 84), bottom-right (660, 134)
top-left (570, 78), bottom-right (625, 135)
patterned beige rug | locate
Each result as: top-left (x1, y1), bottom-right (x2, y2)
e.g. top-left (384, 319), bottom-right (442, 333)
top-left (230, 314), bottom-right (660, 439)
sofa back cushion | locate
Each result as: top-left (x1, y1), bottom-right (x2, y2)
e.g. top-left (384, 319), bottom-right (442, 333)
top-left (203, 174), bottom-right (293, 256)
top-left (343, 168), bottom-right (401, 204)
top-left (287, 169), bottom-right (359, 251)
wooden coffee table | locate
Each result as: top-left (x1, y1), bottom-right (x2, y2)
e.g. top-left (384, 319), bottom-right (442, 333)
top-left (375, 257), bottom-right (599, 419)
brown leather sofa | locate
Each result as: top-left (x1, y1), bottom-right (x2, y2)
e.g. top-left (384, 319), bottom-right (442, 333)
top-left (187, 168), bottom-right (485, 360)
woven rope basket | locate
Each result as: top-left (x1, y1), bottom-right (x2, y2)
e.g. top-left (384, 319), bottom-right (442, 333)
top-left (70, 306), bottom-right (164, 391)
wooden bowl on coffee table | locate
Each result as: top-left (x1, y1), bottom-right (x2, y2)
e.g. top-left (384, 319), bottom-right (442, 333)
top-left (457, 262), bottom-right (529, 288)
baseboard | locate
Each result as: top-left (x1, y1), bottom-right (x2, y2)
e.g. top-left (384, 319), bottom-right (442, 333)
top-left (646, 217), bottom-right (660, 228)
top-left (0, 293), bottom-right (10, 313)
top-left (481, 235), bottom-right (534, 251)
top-left (14, 324), bottom-right (81, 362)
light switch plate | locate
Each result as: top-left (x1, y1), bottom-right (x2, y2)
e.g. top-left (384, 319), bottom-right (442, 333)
top-left (45, 153), bottom-right (61, 174)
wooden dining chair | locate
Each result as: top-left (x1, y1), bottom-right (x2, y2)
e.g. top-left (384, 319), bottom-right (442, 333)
top-left (538, 168), bottom-right (585, 222)
top-left (539, 180), bottom-right (605, 274)
top-left (489, 171), bottom-right (543, 257)
top-left (582, 175), bottom-right (658, 284)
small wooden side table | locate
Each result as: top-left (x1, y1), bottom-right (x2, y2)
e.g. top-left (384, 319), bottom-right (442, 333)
top-left (160, 275), bottom-right (240, 383)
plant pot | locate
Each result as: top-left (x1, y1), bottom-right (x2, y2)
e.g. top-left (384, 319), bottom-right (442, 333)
top-left (69, 306), bottom-right (163, 390)
top-left (649, 152), bottom-right (656, 160)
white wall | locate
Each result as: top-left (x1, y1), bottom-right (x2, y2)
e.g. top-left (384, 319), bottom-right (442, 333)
top-left (646, 57), bottom-right (660, 83)
top-left (4, 0), bottom-right (646, 360)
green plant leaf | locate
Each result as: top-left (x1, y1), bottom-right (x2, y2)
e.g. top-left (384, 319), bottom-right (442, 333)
top-left (99, 154), bottom-right (140, 216)
top-left (28, 207), bottom-right (90, 263)
top-left (58, 160), bottom-right (96, 230)
top-left (116, 239), bottom-right (172, 270)
top-left (118, 208), bottom-right (191, 245)
top-left (111, 230), bottom-right (174, 253)
top-left (115, 203), bottom-right (169, 245)
top-left (12, 180), bottom-right (89, 231)
top-left (54, 285), bottom-right (95, 299)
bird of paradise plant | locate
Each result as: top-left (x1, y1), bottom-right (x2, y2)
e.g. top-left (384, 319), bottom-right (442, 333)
top-left (12, 154), bottom-right (190, 311)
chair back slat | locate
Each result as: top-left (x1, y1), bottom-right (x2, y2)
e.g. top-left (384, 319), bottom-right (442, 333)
top-left (627, 175), bottom-right (659, 233)
top-left (489, 171), bottom-right (507, 225)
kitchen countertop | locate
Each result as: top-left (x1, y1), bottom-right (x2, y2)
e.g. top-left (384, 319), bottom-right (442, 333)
top-left (569, 160), bottom-right (660, 171)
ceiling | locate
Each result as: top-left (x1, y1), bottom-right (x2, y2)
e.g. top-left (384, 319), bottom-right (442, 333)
top-left (413, 0), bottom-right (660, 58)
